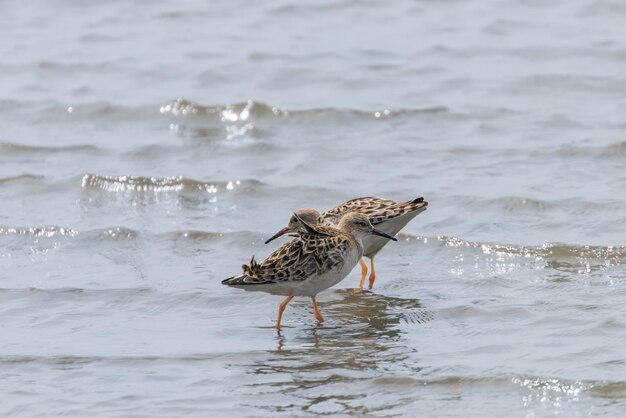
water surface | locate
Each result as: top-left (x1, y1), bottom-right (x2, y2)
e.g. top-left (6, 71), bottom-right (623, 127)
top-left (1, 0), bottom-right (626, 416)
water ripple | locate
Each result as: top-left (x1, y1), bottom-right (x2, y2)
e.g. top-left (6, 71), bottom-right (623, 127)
top-left (0, 142), bottom-right (100, 155)
top-left (0, 226), bottom-right (79, 239)
top-left (81, 174), bottom-right (262, 194)
top-left (401, 234), bottom-right (626, 276)
top-left (158, 98), bottom-right (448, 122)
top-left (0, 174), bottom-right (45, 186)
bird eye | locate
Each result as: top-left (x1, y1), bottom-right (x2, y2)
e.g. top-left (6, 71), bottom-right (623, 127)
top-left (357, 221), bottom-right (366, 226)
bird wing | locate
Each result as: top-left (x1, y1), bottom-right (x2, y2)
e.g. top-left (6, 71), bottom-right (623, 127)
top-left (238, 233), bottom-right (353, 284)
top-left (323, 196), bottom-right (427, 225)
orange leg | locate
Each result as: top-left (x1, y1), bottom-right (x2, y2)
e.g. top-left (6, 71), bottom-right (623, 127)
top-left (311, 297), bottom-right (324, 323)
top-left (355, 258), bottom-right (368, 290)
top-left (368, 257), bottom-right (377, 289)
top-left (275, 296), bottom-right (294, 329)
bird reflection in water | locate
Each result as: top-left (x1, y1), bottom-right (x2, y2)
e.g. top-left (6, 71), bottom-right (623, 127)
top-left (240, 290), bottom-right (434, 415)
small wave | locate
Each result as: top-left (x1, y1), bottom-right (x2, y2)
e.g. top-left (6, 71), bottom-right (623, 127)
top-left (512, 376), bottom-right (592, 398)
top-left (98, 227), bottom-right (139, 240)
top-left (0, 225), bottom-right (262, 245)
top-left (160, 98), bottom-right (287, 121)
top-left (48, 101), bottom-right (154, 119)
top-left (0, 286), bottom-right (153, 295)
top-left (11, 98), bottom-right (449, 127)
top-left (169, 230), bottom-right (231, 240)
top-left (0, 142), bottom-right (100, 155)
top-left (599, 140), bottom-right (626, 158)
top-left (287, 104), bottom-right (448, 120)
top-left (401, 235), bottom-right (626, 273)
top-left (400, 309), bottom-right (435, 324)
top-left (0, 226), bottom-right (79, 239)
top-left (488, 196), bottom-right (554, 212)
top-left (81, 174), bottom-right (262, 195)
top-left (0, 226), bottom-right (139, 245)
top-left (556, 140), bottom-right (626, 160)
top-left (408, 235), bottom-right (626, 260)
top-left (432, 195), bottom-right (625, 218)
top-left (464, 195), bottom-right (623, 214)
top-left (513, 74), bottom-right (622, 95)
top-left (0, 174), bottom-right (45, 185)
top-left (0, 353), bottom-right (221, 366)
top-left (372, 374), bottom-right (626, 399)
top-left (158, 98), bottom-right (448, 122)
top-left (0, 99), bottom-right (25, 111)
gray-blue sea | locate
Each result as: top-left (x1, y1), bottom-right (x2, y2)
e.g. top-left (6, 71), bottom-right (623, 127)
top-left (1, 0), bottom-right (626, 416)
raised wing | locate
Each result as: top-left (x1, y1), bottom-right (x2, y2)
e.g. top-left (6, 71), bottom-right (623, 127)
top-left (323, 196), bottom-right (427, 225)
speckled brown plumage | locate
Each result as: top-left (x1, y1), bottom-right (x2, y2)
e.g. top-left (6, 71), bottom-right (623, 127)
top-left (235, 234), bottom-right (355, 285)
top-left (322, 196), bottom-right (428, 226)
top-left (321, 196), bottom-right (428, 289)
top-left (223, 214), bottom-right (359, 286)
top-left (223, 212), bottom-right (398, 328)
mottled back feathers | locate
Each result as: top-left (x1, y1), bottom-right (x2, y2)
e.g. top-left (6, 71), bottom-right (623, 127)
top-left (222, 216), bottom-right (357, 286)
top-left (322, 196), bottom-right (428, 226)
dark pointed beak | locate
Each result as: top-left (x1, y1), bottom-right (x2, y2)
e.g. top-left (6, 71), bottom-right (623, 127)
top-left (371, 228), bottom-right (397, 241)
top-left (265, 227), bottom-right (290, 244)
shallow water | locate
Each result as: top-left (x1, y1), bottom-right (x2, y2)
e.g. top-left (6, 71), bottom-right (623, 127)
top-left (2, 0), bottom-right (626, 416)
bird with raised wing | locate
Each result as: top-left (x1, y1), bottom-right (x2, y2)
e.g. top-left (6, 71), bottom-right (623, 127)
top-left (266, 197), bottom-right (428, 290)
